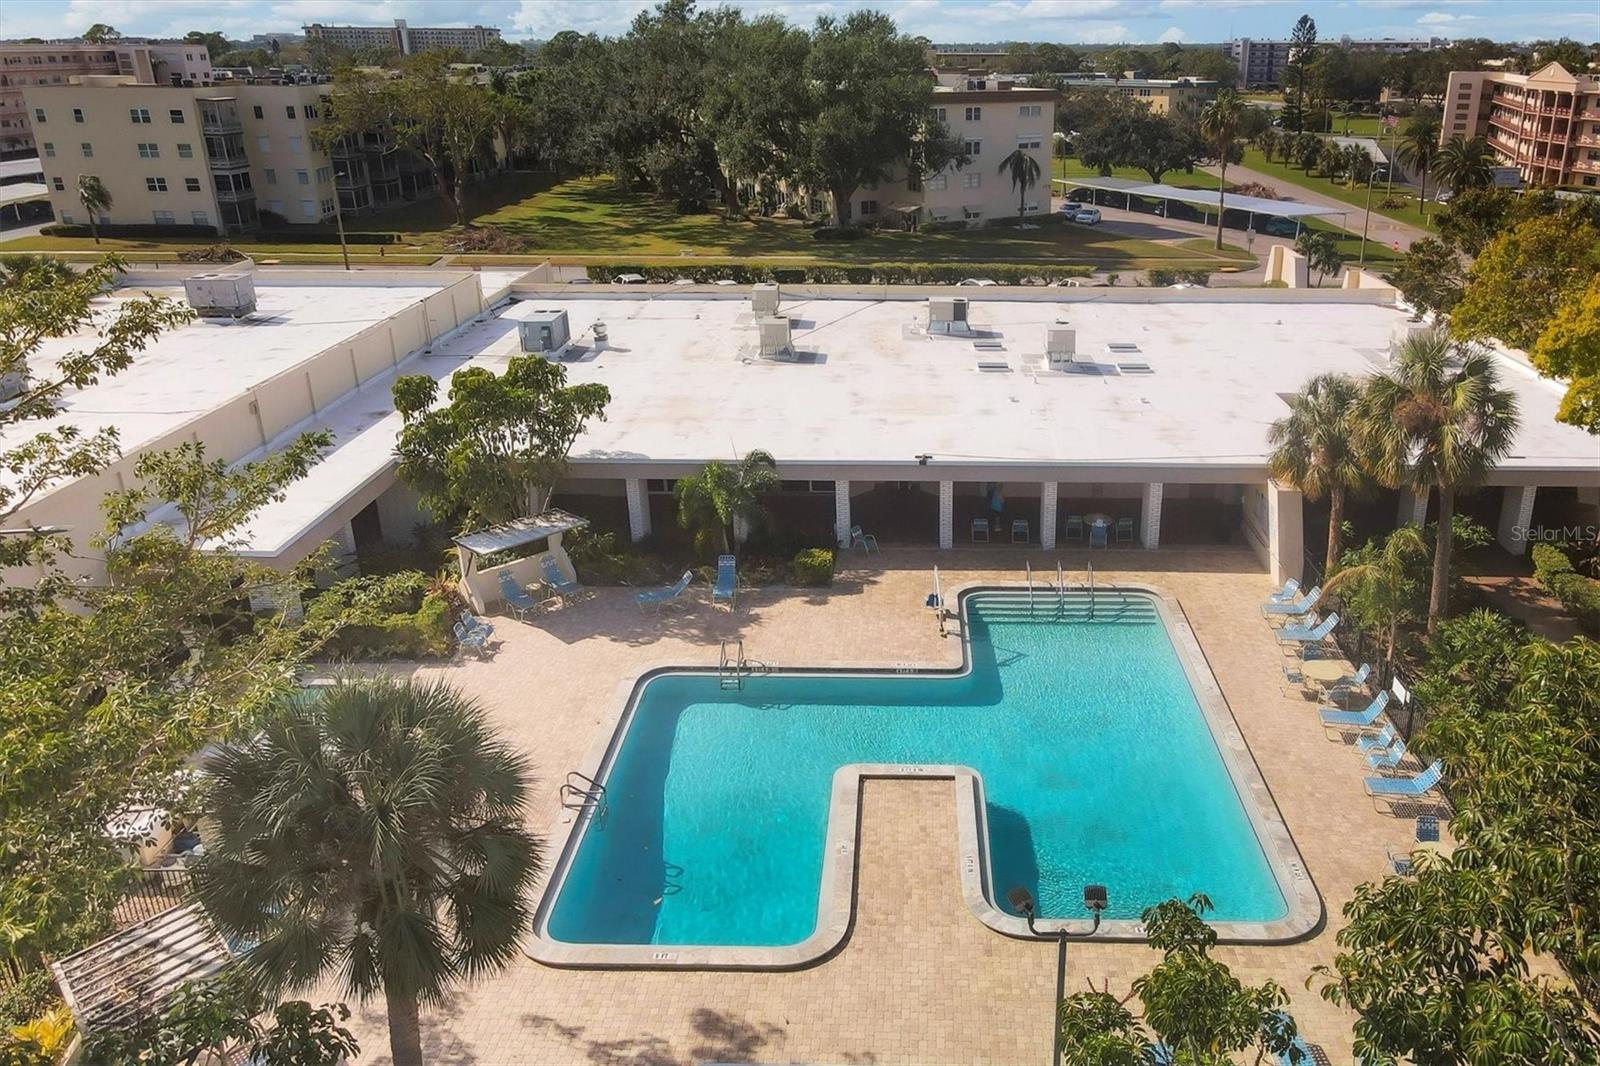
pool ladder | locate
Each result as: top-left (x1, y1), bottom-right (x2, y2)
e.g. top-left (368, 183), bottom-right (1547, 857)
top-left (718, 640), bottom-right (770, 690)
top-left (1087, 562), bottom-right (1095, 621)
top-left (560, 770), bottom-right (607, 814)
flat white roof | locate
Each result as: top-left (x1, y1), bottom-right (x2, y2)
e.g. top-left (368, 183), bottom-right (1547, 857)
top-left (0, 181), bottom-right (49, 207)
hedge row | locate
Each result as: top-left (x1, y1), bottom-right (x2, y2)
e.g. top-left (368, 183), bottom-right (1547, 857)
top-left (583, 261), bottom-right (1097, 286)
top-left (42, 222), bottom-right (219, 239)
top-left (1531, 543), bottom-right (1600, 633)
top-left (255, 229), bottom-right (401, 245)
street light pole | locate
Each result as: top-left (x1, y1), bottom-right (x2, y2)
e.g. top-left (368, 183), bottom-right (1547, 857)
top-left (1359, 159), bottom-right (1376, 268)
top-left (1008, 884), bottom-right (1108, 1066)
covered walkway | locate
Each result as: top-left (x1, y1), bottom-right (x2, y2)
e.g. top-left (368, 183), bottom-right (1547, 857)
top-left (1052, 176), bottom-right (1349, 236)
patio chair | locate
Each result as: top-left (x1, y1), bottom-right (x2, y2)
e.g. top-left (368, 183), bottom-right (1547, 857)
top-left (1267, 578), bottom-right (1301, 604)
top-left (1278, 1034), bottom-right (1327, 1066)
top-left (849, 525), bottom-right (878, 553)
top-left (1089, 520), bottom-right (1108, 549)
top-left (1416, 814), bottom-right (1441, 842)
top-left (1064, 515), bottom-right (1084, 543)
top-left (1365, 759), bottom-right (1445, 808)
top-left (1262, 585), bottom-right (1321, 618)
top-left (1011, 518), bottom-right (1029, 544)
top-left (461, 610), bottom-right (495, 640)
top-left (1319, 690), bottom-right (1389, 731)
top-left (1278, 612), bottom-right (1338, 647)
top-left (971, 517), bottom-right (990, 543)
top-left (636, 570), bottom-right (693, 613)
top-left (1355, 723), bottom-right (1398, 753)
top-left (453, 620), bottom-right (489, 658)
top-left (1365, 738), bottom-right (1408, 771)
top-left (1328, 662), bottom-right (1372, 697)
top-left (540, 554), bottom-right (583, 602)
top-left (497, 571), bottom-right (539, 622)
top-left (1115, 516), bottom-right (1134, 544)
top-left (712, 554), bottom-right (737, 610)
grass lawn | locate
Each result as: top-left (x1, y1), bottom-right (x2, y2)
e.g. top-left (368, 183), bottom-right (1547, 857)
top-left (1052, 157), bottom-right (1222, 189)
top-left (1237, 148), bottom-right (1436, 230)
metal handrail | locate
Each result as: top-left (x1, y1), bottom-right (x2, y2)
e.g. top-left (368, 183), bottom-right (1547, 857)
top-left (560, 770), bottom-right (607, 812)
top-left (1056, 561), bottom-right (1064, 612)
top-left (1087, 561), bottom-right (1095, 621)
top-left (1026, 561), bottom-right (1034, 616)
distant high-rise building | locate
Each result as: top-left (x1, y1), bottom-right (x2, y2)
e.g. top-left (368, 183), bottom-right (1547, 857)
top-left (1444, 63), bottom-right (1600, 189)
top-left (302, 19), bottom-right (501, 57)
top-left (1225, 36), bottom-right (1448, 88)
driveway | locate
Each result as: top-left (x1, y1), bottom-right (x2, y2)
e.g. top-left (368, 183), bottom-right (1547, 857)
top-left (1199, 161), bottom-right (1429, 251)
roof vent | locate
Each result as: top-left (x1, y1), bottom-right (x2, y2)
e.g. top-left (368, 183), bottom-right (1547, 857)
top-left (1046, 326), bottom-right (1076, 367)
top-left (756, 316), bottom-right (793, 360)
top-left (928, 296), bottom-right (971, 334)
top-left (183, 271), bottom-right (256, 317)
top-left (751, 283), bottom-right (780, 317)
top-left (1105, 341), bottom-right (1141, 357)
top-left (519, 308), bottom-right (571, 353)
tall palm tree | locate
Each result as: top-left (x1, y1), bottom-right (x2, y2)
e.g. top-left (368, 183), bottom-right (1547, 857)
top-left (1257, 127), bottom-right (1280, 164)
top-left (996, 147), bottom-right (1042, 227)
top-left (1199, 89), bottom-right (1246, 250)
top-left (675, 448), bottom-right (780, 556)
top-left (194, 677), bottom-right (543, 1066)
top-left (1355, 330), bottom-right (1519, 634)
top-left (1392, 115), bottom-right (1442, 218)
top-left (76, 175), bottom-right (111, 245)
top-left (1431, 134), bottom-right (1495, 193)
top-left (1323, 525), bottom-right (1429, 724)
top-left (1268, 373), bottom-right (1366, 576)
top-left (1316, 139), bottom-right (1343, 178)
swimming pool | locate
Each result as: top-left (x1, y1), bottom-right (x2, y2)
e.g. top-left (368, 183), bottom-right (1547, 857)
top-left (532, 587), bottom-right (1318, 967)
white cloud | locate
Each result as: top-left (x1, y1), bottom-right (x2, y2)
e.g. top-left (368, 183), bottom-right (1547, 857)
top-left (1416, 10), bottom-right (1482, 25)
top-left (1158, 25), bottom-right (1187, 42)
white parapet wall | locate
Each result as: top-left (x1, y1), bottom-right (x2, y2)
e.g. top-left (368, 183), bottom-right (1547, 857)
top-left (1264, 245), bottom-right (1310, 288)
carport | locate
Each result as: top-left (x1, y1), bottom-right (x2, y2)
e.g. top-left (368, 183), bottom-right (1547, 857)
top-left (1052, 177), bottom-right (1348, 237)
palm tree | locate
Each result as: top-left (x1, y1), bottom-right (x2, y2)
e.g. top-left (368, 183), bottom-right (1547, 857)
top-left (996, 147), bottom-right (1042, 227)
top-left (1268, 374), bottom-right (1366, 576)
top-left (1431, 134), bottom-right (1495, 194)
top-left (1323, 525), bottom-right (1430, 726)
top-left (1199, 89), bottom-right (1246, 251)
top-left (0, 254), bottom-right (71, 289)
top-left (1316, 139), bottom-right (1343, 178)
top-left (194, 677), bottom-right (543, 1066)
top-left (1392, 115), bottom-right (1442, 218)
top-left (1257, 127), bottom-right (1280, 164)
top-left (1354, 330), bottom-right (1519, 634)
top-left (76, 175), bottom-right (111, 245)
top-left (675, 448), bottom-right (780, 556)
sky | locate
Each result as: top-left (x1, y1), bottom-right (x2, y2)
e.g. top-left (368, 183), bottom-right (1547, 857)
top-left (0, 0), bottom-right (1595, 48)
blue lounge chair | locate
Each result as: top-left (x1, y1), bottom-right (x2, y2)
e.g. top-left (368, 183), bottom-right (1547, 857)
top-left (497, 571), bottom-right (539, 621)
top-left (1267, 578), bottom-right (1301, 603)
top-left (971, 517), bottom-right (990, 543)
top-left (1278, 1035), bottom-right (1318, 1065)
top-left (461, 610), bottom-right (495, 640)
top-left (1365, 739), bottom-right (1408, 770)
top-left (850, 525), bottom-right (878, 553)
top-left (1327, 662), bottom-right (1372, 699)
top-left (1064, 515), bottom-right (1084, 543)
top-left (1089, 520), bottom-right (1108, 549)
top-left (1262, 585), bottom-right (1321, 617)
top-left (712, 554), bottom-right (737, 610)
top-left (1115, 516), bottom-right (1134, 544)
top-left (540, 554), bottom-right (582, 601)
top-left (636, 569), bottom-right (693, 612)
top-left (1365, 759), bottom-right (1445, 804)
top-left (453, 620), bottom-right (489, 658)
top-left (1278, 612), bottom-right (1338, 646)
top-left (1319, 691), bottom-right (1389, 730)
top-left (1355, 723), bottom-right (1398, 752)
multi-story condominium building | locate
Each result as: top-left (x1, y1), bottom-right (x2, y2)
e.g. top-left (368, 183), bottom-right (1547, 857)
top-left (1110, 77), bottom-right (1217, 117)
top-left (303, 19), bottom-right (501, 57)
top-left (1444, 62), bottom-right (1600, 188)
top-left (0, 40), bottom-right (213, 154)
top-left (926, 47), bottom-right (1008, 72)
top-left (1226, 36), bottom-right (1448, 87)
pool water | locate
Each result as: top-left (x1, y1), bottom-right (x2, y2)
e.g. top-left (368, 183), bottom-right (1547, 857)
top-left (545, 591), bottom-right (1286, 947)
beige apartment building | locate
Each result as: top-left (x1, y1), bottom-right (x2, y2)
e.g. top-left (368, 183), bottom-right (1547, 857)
top-left (1443, 62), bottom-right (1600, 188)
top-left (1, 40), bottom-right (213, 154)
top-left (29, 79), bottom-right (340, 233)
top-left (303, 19), bottom-right (501, 56)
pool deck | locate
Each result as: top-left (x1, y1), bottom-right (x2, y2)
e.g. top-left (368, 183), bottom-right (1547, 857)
top-left (333, 546), bottom-right (1438, 1064)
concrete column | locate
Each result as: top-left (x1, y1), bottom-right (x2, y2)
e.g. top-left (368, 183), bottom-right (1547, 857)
top-left (1039, 481), bottom-right (1058, 550)
top-left (834, 479), bottom-right (852, 549)
top-left (625, 478), bottom-right (651, 542)
top-left (1495, 485), bottom-right (1537, 556)
top-left (326, 521), bottom-right (359, 581)
top-left (1141, 482), bottom-right (1164, 549)
top-left (1397, 487), bottom-right (1429, 527)
top-left (938, 480), bottom-right (954, 550)
top-left (1267, 481), bottom-right (1304, 586)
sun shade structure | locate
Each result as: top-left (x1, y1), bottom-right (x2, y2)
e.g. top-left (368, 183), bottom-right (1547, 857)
top-left (452, 509), bottom-right (589, 556)
top-left (453, 509), bottom-right (590, 612)
top-left (1053, 176), bottom-right (1349, 225)
top-left (51, 902), bottom-right (232, 1033)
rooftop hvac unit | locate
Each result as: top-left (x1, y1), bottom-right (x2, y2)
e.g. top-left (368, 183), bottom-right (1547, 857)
top-left (183, 271), bottom-right (256, 317)
top-left (927, 296), bottom-right (970, 334)
top-left (1046, 327), bottom-right (1076, 366)
top-left (756, 316), bottom-right (793, 359)
top-left (519, 308), bottom-right (571, 353)
top-left (1390, 322), bottom-right (1434, 356)
top-left (751, 283), bottom-right (780, 317)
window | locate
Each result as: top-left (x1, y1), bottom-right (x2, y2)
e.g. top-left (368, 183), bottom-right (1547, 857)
top-left (256, 135), bottom-right (270, 152)
top-left (964, 106), bottom-right (982, 121)
top-left (33, 107), bottom-right (45, 123)
top-left (137, 142), bottom-right (159, 158)
top-left (1023, 201), bottom-right (1040, 213)
top-left (59, 212), bottom-right (73, 224)
top-left (191, 211), bottom-right (209, 226)
top-left (169, 108), bottom-right (185, 123)
top-left (41, 141), bottom-right (54, 157)
top-left (152, 210), bottom-right (175, 224)
top-left (80, 142), bottom-right (93, 157)
top-left (177, 142), bottom-right (193, 158)
top-left (645, 479), bottom-right (678, 494)
top-left (50, 176), bottom-right (64, 191)
top-left (964, 140), bottom-right (981, 157)
top-left (320, 196), bottom-right (335, 215)
top-left (300, 198), bottom-right (316, 218)
top-left (288, 135), bottom-right (303, 154)
top-left (72, 107), bottom-right (83, 123)
top-left (129, 107), bottom-right (150, 124)
top-left (266, 199), bottom-right (284, 215)
top-left (931, 106), bottom-right (947, 122)
top-left (252, 105), bottom-right (263, 119)
top-left (1017, 138), bottom-right (1041, 150)
top-left (315, 165), bottom-right (331, 183)
top-left (185, 177), bottom-right (201, 192)
top-left (859, 199), bottom-right (878, 215)
top-left (146, 176), bottom-right (168, 192)
top-left (962, 171), bottom-right (981, 189)
top-left (1018, 104), bottom-right (1042, 118)
top-left (264, 168), bottom-right (277, 184)
top-left (907, 171), bottom-right (922, 192)
top-left (304, 104), bottom-right (318, 118)
top-left (296, 169), bottom-right (309, 185)
top-left (963, 207), bottom-right (983, 220)
top-left (928, 173), bottom-right (948, 191)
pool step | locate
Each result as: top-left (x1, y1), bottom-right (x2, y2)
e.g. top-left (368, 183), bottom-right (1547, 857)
top-left (970, 591), bottom-right (1160, 625)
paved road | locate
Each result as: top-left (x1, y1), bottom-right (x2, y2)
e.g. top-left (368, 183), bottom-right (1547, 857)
top-left (1200, 161), bottom-right (1429, 251)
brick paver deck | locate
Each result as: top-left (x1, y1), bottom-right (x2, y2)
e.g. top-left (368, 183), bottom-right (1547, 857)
top-left (332, 546), bottom-right (1423, 1064)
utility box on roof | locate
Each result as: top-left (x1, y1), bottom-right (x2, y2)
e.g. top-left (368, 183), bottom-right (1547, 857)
top-left (757, 316), bottom-right (793, 359)
top-left (519, 308), bottom-right (571, 353)
top-left (183, 271), bottom-right (256, 317)
top-left (1046, 327), bottom-right (1076, 366)
top-left (751, 283), bottom-right (780, 317)
top-left (927, 296), bottom-right (970, 334)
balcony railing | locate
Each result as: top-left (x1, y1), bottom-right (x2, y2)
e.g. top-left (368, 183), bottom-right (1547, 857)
top-left (200, 113), bottom-right (242, 134)
top-left (213, 185), bottom-right (256, 203)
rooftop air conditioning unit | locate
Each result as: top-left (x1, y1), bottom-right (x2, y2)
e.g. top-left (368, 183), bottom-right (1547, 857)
top-left (519, 308), bottom-right (571, 353)
top-left (1046, 327), bottom-right (1076, 366)
top-left (1390, 322), bottom-right (1434, 356)
top-left (757, 316), bottom-right (793, 360)
top-left (927, 296), bottom-right (970, 334)
top-left (751, 283), bottom-right (780, 317)
top-left (183, 271), bottom-right (256, 317)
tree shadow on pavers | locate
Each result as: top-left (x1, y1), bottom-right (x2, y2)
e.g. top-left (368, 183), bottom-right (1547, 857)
top-left (520, 1008), bottom-right (795, 1066)
top-left (350, 994), bottom-right (479, 1065)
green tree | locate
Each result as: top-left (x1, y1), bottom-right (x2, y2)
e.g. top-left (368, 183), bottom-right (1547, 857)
top-left (1355, 329), bottom-right (1519, 634)
top-left (0, 253), bottom-right (70, 289)
top-left (1294, 229), bottom-right (1342, 286)
top-left (80, 23), bottom-right (119, 43)
top-left (392, 355), bottom-right (610, 528)
top-left (1124, 109), bottom-right (1204, 184)
top-left (675, 449), bottom-right (779, 555)
top-left (1532, 275), bottom-right (1600, 433)
top-left (1393, 114), bottom-right (1442, 217)
top-left (996, 147), bottom-right (1041, 225)
top-left (1198, 88), bottom-right (1246, 251)
top-left (1452, 213), bottom-right (1600, 352)
top-left (1324, 525), bottom-right (1429, 675)
top-left (1284, 14), bottom-right (1319, 133)
top-left (76, 175), bottom-right (111, 245)
top-left (1267, 373), bottom-right (1366, 575)
top-left (195, 677), bottom-right (543, 1066)
top-left (1385, 237), bottom-right (1465, 318)
top-left (1431, 134), bottom-right (1495, 193)
top-left (182, 30), bottom-right (233, 60)
top-left (702, 15), bottom-right (812, 212)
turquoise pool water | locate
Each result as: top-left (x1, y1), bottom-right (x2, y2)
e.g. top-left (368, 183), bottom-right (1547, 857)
top-left (544, 591), bottom-right (1286, 947)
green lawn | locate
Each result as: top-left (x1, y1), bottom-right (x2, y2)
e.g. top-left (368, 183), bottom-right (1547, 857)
top-left (1237, 148), bottom-right (1436, 230)
top-left (1052, 157), bottom-right (1222, 189)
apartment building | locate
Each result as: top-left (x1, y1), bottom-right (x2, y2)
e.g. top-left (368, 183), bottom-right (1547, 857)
top-left (926, 47), bottom-right (1008, 72)
top-left (1112, 77), bottom-right (1217, 116)
top-left (1226, 36), bottom-right (1448, 87)
top-left (28, 79), bottom-right (341, 233)
top-left (833, 76), bottom-right (1056, 228)
top-left (303, 19), bottom-right (501, 56)
top-left (0, 40), bottom-right (212, 154)
top-left (1444, 63), bottom-right (1600, 188)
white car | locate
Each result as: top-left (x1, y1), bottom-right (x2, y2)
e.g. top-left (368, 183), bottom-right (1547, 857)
top-left (1073, 208), bottom-right (1102, 225)
top-left (958, 278), bottom-right (998, 287)
top-left (613, 273), bottom-right (647, 284)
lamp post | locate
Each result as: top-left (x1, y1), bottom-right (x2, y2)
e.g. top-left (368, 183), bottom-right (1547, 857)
top-left (1008, 884), bottom-right (1108, 1066)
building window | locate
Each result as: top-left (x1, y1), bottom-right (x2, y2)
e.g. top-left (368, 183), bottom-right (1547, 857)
top-left (81, 142), bottom-right (93, 157)
top-left (931, 106), bottom-right (947, 122)
top-left (177, 142), bottom-right (193, 158)
top-left (51, 176), bottom-right (64, 191)
top-left (264, 168), bottom-right (276, 184)
top-left (645, 478), bottom-right (678, 494)
top-left (266, 199), bottom-right (284, 215)
top-left (300, 198), bottom-right (316, 218)
top-left (315, 165), bottom-right (331, 183)
top-left (860, 199), bottom-right (878, 215)
top-left (285, 105), bottom-right (296, 119)
top-left (42, 142), bottom-right (54, 157)
top-left (60, 212), bottom-right (73, 224)
top-left (185, 177), bottom-right (201, 192)
top-left (296, 169), bottom-right (309, 185)
top-left (257, 135), bottom-right (270, 152)
top-left (137, 143), bottom-right (159, 158)
top-left (1017, 138), bottom-right (1041, 150)
top-left (153, 210), bottom-right (175, 224)
top-left (169, 108), bottom-right (185, 123)
top-left (964, 106), bottom-right (981, 121)
top-left (962, 171), bottom-right (981, 189)
top-left (252, 105), bottom-right (263, 119)
top-left (1018, 104), bottom-right (1042, 118)
top-left (964, 140), bottom-right (981, 157)
top-left (928, 173), bottom-right (948, 191)
top-left (288, 135), bottom-right (303, 154)
top-left (963, 207), bottom-right (983, 220)
top-left (146, 176), bottom-right (168, 192)
top-left (130, 107), bottom-right (150, 124)
top-left (33, 107), bottom-right (45, 123)
top-left (320, 196), bottom-right (335, 215)
top-left (192, 211), bottom-right (209, 226)
top-left (304, 104), bottom-right (318, 118)
top-left (72, 107), bottom-right (83, 123)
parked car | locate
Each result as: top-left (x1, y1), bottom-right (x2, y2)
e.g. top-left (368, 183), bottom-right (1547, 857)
top-left (1435, 188), bottom-right (1455, 204)
top-left (1259, 216), bottom-right (1300, 237)
top-left (1073, 208), bottom-right (1102, 225)
top-left (1066, 189), bottom-right (1094, 204)
top-left (958, 278), bottom-right (998, 286)
top-left (613, 273), bottom-right (647, 284)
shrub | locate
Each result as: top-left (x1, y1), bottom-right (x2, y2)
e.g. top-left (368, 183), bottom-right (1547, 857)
top-left (175, 243), bottom-right (245, 263)
top-left (1147, 268), bottom-right (1211, 287)
top-left (920, 219), bottom-right (968, 234)
top-left (811, 226), bottom-right (867, 241)
top-left (0, 970), bottom-right (60, 1029)
top-left (1532, 543), bottom-right (1600, 632)
top-left (581, 261), bottom-right (1095, 286)
top-left (251, 229), bottom-right (399, 245)
top-left (303, 572), bottom-right (456, 659)
top-left (791, 548), bottom-right (835, 587)
top-left (40, 222), bottom-right (218, 239)
top-left (564, 529), bottom-right (670, 585)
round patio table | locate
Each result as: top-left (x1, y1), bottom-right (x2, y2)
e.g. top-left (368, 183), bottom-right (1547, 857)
top-left (1301, 659), bottom-right (1350, 684)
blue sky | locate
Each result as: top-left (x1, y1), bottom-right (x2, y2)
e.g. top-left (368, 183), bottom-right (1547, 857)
top-left (1, 1), bottom-right (1595, 47)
